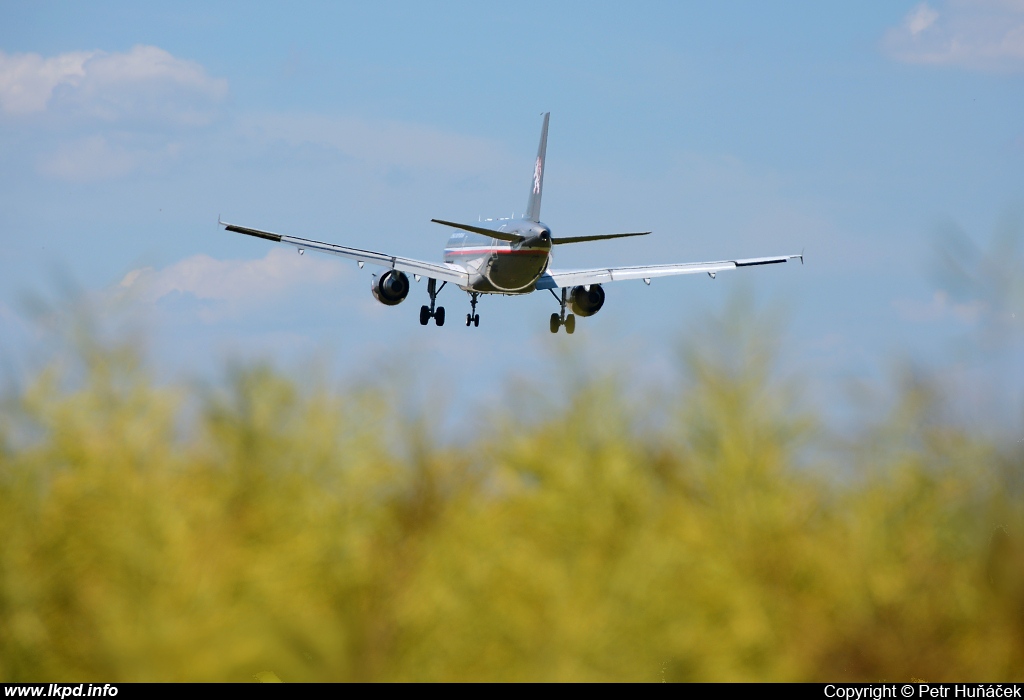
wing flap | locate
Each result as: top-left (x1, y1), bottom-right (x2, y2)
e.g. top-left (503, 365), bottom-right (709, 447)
top-left (221, 220), bottom-right (469, 286)
top-left (224, 224), bottom-right (283, 242)
top-left (536, 254), bottom-right (801, 289)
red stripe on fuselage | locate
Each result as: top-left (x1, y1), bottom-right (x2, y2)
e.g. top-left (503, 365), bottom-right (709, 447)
top-left (444, 248), bottom-right (548, 256)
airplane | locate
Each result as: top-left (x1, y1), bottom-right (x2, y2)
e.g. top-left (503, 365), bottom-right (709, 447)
top-left (220, 113), bottom-right (802, 334)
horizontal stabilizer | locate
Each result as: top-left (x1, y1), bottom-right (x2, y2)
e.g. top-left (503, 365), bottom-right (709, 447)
top-left (552, 231), bottom-right (651, 245)
top-left (430, 219), bottom-right (525, 243)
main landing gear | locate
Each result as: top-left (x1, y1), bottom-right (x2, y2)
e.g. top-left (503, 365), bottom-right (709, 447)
top-left (549, 288), bottom-right (575, 334)
top-left (420, 278), bottom-right (446, 326)
top-left (466, 292), bottom-right (480, 327)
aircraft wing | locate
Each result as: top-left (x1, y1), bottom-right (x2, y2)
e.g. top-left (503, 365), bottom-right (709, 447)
top-left (535, 254), bottom-right (803, 289)
top-left (221, 221), bottom-right (469, 286)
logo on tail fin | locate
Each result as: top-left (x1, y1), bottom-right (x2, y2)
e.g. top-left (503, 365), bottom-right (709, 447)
top-left (533, 157), bottom-right (543, 194)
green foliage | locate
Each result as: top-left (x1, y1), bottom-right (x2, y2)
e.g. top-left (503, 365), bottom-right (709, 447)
top-left (1, 307), bottom-right (1022, 681)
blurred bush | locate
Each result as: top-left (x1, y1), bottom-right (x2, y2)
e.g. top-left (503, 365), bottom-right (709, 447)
top-left (1, 299), bottom-right (1023, 682)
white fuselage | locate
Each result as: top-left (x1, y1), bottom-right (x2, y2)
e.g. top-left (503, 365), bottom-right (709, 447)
top-left (443, 222), bottom-right (552, 294)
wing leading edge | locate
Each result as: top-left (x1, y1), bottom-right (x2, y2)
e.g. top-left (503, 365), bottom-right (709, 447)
top-left (535, 254), bottom-right (803, 290)
top-left (221, 221), bottom-right (469, 286)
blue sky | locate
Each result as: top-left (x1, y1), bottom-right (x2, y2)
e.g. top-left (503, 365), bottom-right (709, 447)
top-left (1, 1), bottom-right (1022, 430)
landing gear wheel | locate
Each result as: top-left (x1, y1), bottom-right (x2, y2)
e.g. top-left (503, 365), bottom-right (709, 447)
top-left (421, 279), bottom-right (447, 328)
top-left (564, 314), bottom-right (575, 335)
top-left (550, 313), bottom-right (560, 334)
top-left (466, 292), bottom-right (481, 329)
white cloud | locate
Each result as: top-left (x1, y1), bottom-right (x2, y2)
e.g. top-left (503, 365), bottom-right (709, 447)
top-left (117, 248), bottom-right (348, 316)
top-left (0, 49), bottom-right (94, 114)
top-left (0, 45), bottom-right (227, 122)
top-left (884, 0), bottom-right (1024, 71)
top-left (907, 3), bottom-right (940, 35)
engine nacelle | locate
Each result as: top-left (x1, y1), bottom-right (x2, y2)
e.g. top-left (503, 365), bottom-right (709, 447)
top-left (370, 270), bottom-right (410, 306)
top-left (569, 284), bottom-right (605, 317)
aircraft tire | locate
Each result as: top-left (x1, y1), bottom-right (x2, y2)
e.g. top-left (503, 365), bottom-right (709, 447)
top-left (435, 307), bottom-right (445, 327)
top-left (473, 315), bottom-right (480, 327)
top-left (565, 314), bottom-right (575, 334)
top-left (466, 314), bottom-right (472, 326)
top-left (549, 313), bottom-right (560, 334)
top-left (420, 306), bottom-right (430, 326)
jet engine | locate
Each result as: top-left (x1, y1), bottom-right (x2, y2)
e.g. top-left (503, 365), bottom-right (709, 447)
top-left (569, 284), bottom-right (605, 317)
top-left (370, 270), bottom-right (410, 306)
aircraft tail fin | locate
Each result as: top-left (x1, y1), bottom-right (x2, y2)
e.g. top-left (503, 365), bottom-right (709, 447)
top-left (525, 112), bottom-right (550, 222)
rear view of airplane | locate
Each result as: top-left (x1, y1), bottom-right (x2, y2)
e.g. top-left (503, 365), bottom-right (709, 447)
top-left (221, 113), bottom-right (802, 334)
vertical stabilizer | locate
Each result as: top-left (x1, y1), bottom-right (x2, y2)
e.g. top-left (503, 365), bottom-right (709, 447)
top-left (525, 112), bottom-right (550, 222)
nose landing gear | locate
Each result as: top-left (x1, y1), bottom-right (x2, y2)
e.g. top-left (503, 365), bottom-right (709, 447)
top-left (466, 292), bottom-right (480, 327)
top-left (548, 288), bottom-right (575, 334)
top-left (420, 278), bottom-right (446, 326)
